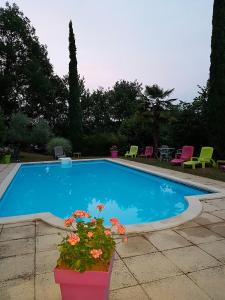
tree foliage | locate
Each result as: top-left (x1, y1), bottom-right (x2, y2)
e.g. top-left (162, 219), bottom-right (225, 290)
top-left (207, 0), bottom-right (225, 156)
top-left (68, 21), bottom-right (82, 150)
top-left (144, 84), bottom-right (176, 149)
top-left (31, 119), bottom-right (53, 147)
top-left (0, 3), bottom-right (68, 131)
top-left (6, 112), bottom-right (31, 145)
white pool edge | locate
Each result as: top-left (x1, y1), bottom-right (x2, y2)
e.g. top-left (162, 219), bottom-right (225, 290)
top-left (1, 158), bottom-right (225, 233)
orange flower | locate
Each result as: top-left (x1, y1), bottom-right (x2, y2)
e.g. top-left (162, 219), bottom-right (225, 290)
top-left (104, 229), bottom-right (112, 236)
top-left (110, 217), bottom-right (119, 225)
top-left (64, 217), bottom-right (74, 227)
top-left (73, 210), bottom-right (87, 218)
top-left (91, 219), bottom-right (97, 223)
top-left (96, 204), bottom-right (105, 211)
top-left (116, 224), bottom-right (126, 235)
top-left (87, 231), bottom-right (94, 238)
top-left (90, 249), bottom-right (103, 259)
top-left (67, 233), bottom-right (80, 246)
top-left (85, 212), bottom-right (91, 218)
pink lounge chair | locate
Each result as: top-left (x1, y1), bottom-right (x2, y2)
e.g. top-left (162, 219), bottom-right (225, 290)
top-left (170, 146), bottom-right (194, 165)
top-left (139, 146), bottom-right (153, 158)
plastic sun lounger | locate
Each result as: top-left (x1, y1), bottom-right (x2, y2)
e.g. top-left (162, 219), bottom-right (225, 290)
top-left (183, 147), bottom-right (215, 169)
top-left (170, 146), bottom-right (194, 166)
top-left (125, 145), bottom-right (138, 158)
top-left (139, 146), bottom-right (153, 158)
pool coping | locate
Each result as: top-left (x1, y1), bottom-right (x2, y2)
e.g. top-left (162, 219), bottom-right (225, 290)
top-left (0, 158), bottom-right (225, 233)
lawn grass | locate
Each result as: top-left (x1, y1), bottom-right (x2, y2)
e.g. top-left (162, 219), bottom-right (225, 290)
top-left (16, 152), bottom-right (225, 182)
top-left (19, 152), bottom-right (53, 162)
top-left (124, 157), bottom-right (225, 182)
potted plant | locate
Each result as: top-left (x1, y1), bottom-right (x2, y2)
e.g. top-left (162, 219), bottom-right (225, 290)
top-left (54, 204), bottom-right (127, 300)
top-left (110, 145), bottom-right (118, 158)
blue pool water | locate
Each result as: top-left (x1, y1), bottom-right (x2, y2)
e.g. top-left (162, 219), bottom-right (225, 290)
top-left (0, 160), bottom-right (208, 225)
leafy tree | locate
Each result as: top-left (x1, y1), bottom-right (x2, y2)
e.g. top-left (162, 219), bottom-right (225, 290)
top-left (31, 119), bottom-right (53, 148)
top-left (207, 0), bottom-right (225, 156)
top-left (81, 88), bottom-right (113, 134)
top-left (144, 84), bottom-right (176, 149)
top-left (169, 84), bottom-right (208, 150)
top-left (68, 21), bottom-right (82, 150)
top-left (119, 112), bottom-right (153, 146)
top-left (109, 80), bottom-right (142, 124)
top-left (0, 3), bottom-right (67, 129)
top-left (7, 112), bottom-right (31, 145)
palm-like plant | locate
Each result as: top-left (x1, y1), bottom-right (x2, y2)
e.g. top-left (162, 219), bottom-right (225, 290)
top-left (144, 84), bottom-right (176, 149)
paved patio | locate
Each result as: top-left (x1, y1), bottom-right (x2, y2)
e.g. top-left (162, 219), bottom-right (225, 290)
top-left (1, 162), bottom-right (225, 299)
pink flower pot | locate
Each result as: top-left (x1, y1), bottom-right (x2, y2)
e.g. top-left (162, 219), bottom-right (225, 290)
top-left (110, 150), bottom-right (118, 158)
top-left (54, 254), bottom-right (114, 300)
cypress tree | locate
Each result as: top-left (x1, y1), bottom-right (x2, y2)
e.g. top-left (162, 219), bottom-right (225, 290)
top-left (207, 0), bottom-right (225, 156)
top-left (68, 21), bottom-right (82, 150)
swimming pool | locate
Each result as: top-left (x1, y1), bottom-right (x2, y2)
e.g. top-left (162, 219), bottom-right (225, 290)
top-left (0, 160), bottom-right (209, 226)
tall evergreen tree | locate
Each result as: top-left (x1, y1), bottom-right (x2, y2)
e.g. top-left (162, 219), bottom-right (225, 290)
top-left (207, 0), bottom-right (225, 156)
top-left (68, 21), bottom-right (82, 149)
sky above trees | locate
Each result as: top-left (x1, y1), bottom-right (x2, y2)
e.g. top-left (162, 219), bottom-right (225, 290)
top-left (1, 0), bottom-right (213, 101)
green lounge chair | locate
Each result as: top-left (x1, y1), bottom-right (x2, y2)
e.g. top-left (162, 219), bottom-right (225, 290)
top-left (125, 145), bottom-right (138, 158)
top-left (183, 147), bottom-right (215, 169)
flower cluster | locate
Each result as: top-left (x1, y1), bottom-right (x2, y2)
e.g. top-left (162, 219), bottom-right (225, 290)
top-left (57, 204), bottom-right (127, 272)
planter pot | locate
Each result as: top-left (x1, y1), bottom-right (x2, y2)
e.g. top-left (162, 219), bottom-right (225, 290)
top-left (54, 254), bottom-right (114, 300)
top-left (110, 150), bottom-right (118, 158)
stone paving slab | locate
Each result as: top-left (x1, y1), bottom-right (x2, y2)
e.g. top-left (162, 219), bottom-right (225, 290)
top-left (0, 224), bottom-right (35, 241)
top-left (116, 236), bottom-right (157, 258)
top-left (36, 233), bottom-right (63, 252)
top-left (142, 274), bottom-right (211, 300)
top-left (202, 202), bottom-right (219, 213)
top-left (173, 220), bottom-right (200, 229)
top-left (144, 230), bottom-right (192, 251)
top-left (199, 239), bottom-right (225, 264)
top-left (110, 260), bottom-right (138, 290)
top-left (211, 209), bottom-right (225, 220)
top-left (188, 265), bottom-right (225, 299)
top-left (123, 252), bottom-right (182, 283)
top-left (36, 221), bottom-right (66, 236)
top-left (35, 272), bottom-right (61, 300)
top-left (206, 222), bottom-right (225, 237)
top-left (194, 212), bottom-right (224, 225)
top-left (209, 199), bottom-right (225, 210)
top-left (0, 277), bottom-right (34, 300)
top-left (3, 221), bottom-right (35, 228)
top-left (0, 238), bottom-right (34, 258)
top-left (175, 226), bottom-right (223, 244)
top-left (163, 245), bottom-right (221, 273)
top-left (0, 253), bottom-right (34, 282)
top-left (36, 249), bottom-right (58, 275)
top-left (110, 285), bottom-right (149, 300)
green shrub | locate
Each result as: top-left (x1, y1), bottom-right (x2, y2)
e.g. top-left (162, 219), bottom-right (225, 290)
top-left (82, 133), bottom-right (127, 156)
top-left (46, 137), bottom-right (72, 155)
top-left (31, 120), bottom-right (53, 147)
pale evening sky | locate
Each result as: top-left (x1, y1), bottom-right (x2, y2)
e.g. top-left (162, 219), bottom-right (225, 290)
top-left (2, 0), bottom-right (213, 101)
